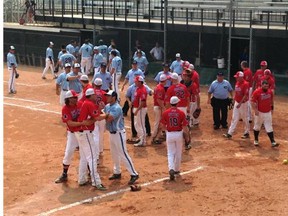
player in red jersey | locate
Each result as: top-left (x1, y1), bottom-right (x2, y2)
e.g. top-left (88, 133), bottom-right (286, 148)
top-left (166, 73), bottom-right (190, 115)
top-left (240, 61), bottom-right (253, 122)
top-left (223, 71), bottom-right (250, 139)
top-left (133, 76), bottom-right (148, 147)
top-left (259, 69), bottom-right (275, 92)
top-left (79, 74), bottom-right (92, 102)
top-left (152, 74), bottom-right (167, 144)
top-left (55, 90), bottom-right (87, 184)
top-left (253, 60), bottom-right (267, 90)
top-left (75, 88), bottom-right (106, 190)
top-left (160, 96), bottom-right (189, 181)
top-left (251, 80), bottom-right (279, 147)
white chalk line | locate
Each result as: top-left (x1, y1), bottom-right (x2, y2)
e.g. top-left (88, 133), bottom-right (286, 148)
top-left (38, 166), bottom-right (204, 216)
top-left (4, 96), bottom-right (50, 107)
top-left (3, 81), bottom-right (51, 87)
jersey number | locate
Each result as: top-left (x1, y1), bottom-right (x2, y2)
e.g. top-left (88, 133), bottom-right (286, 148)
top-left (169, 117), bottom-right (178, 127)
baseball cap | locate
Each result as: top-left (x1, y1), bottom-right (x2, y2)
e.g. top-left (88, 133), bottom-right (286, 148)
top-left (85, 88), bottom-right (95, 96)
top-left (134, 76), bottom-right (144, 82)
top-left (189, 64), bottom-right (194, 70)
top-left (132, 60), bottom-right (137, 64)
top-left (80, 75), bottom-right (89, 81)
top-left (93, 46), bottom-right (99, 50)
top-left (10, 46), bottom-right (15, 50)
top-left (162, 62), bottom-right (170, 67)
top-left (264, 69), bottom-right (272, 75)
top-left (234, 71), bottom-right (244, 78)
top-left (110, 50), bottom-right (117, 56)
top-left (65, 90), bottom-right (78, 99)
top-left (175, 53), bottom-right (181, 58)
top-left (260, 61), bottom-right (268, 66)
top-left (101, 62), bottom-right (107, 67)
top-left (64, 63), bottom-right (71, 68)
top-left (50, 41), bottom-right (54, 46)
top-left (73, 63), bottom-right (81, 68)
top-left (170, 96), bottom-right (180, 105)
top-left (105, 90), bottom-right (118, 97)
top-left (136, 49), bottom-right (142, 53)
top-left (171, 73), bottom-right (179, 80)
top-left (160, 74), bottom-right (167, 81)
top-left (94, 78), bottom-right (103, 86)
top-left (217, 71), bottom-right (224, 76)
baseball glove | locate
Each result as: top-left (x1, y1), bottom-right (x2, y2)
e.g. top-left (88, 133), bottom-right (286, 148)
top-left (15, 71), bottom-right (19, 79)
top-left (193, 108), bottom-right (201, 119)
top-left (227, 98), bottom-right (234, 110)
top-left (130, 185), bottom-right (141, 192)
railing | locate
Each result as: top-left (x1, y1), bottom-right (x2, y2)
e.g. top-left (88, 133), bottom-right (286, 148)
top-left (31, 0), bottom-right (288, 30)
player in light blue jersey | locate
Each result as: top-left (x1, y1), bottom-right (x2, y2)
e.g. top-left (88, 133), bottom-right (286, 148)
top-left (54, 45), bottom-right (66, 73)
top-left (133, 50), bottom-right (149, 75)
top-left (56, 63), bottom-right (72, 105)
top-left (154, 62), bottom-right (173, 91)
top-left (66, 63), bottom-right (83, 100)
top-left (79, 39), bottom-right (93, 75)
top-left (7, 46), bottom-right (18, 94)
top-left (92, 46), bottom-right (104, 73)
top-left (110, 51), bottom-right (122, 97)
top-left (59, 50), bottom-right (76, 68)
top-left (92, 63), bottom-right (112, 92)
top-left (66, 40), bottom-right (76, 56)
top-left (98, 39), bottom-right (108, 63)
top-left (170, 53), bottom-right (184, 75)
top-left (42, 41), bottom-right (57, 79)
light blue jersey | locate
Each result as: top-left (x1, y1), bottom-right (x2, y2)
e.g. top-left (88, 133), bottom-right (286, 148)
top-left (98, 45), bottom-right (108, 59)
top-left (93, 53), bottom-right (104, 68)
top-left (67, 71), bottom-right (82, 93)
top-left (79, 44), bottom-right (93, 58)
top-left (208, 79), bottom-right (233, 99)
top-left (111, 56), bottom-right (122, 73)
top-left (7, 52), bottom-right (17, 68)
top-left (133, 56), bottom-right (149, 71)
top-left (108, 49), bottom-right (121, 62)
top-left (126, 83), bottom-right (152, 102)
top-left (59, 53), bottom-right (76, 67)
top-left (170, 60), bottom-right (183, 75)
top-left (104, 102), bottom-right (124, 132)
top-left (133, 50), bottom-right (146, 59)
top-left (56, 71), bottom-right (69, 90)
top-left (154, 71), bottom-right (173, 88)
top-left (46, 47), bottom-right (54, 59)
top-left (92, 71), bottom-right (112, 91)
top-left (66, 44), bottom-right (75, 55)
top-left (125, 69), bottom-right (145, 86)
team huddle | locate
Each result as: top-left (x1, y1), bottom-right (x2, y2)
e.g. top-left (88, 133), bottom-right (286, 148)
top-left (6, 39), bottom-right (279, 187)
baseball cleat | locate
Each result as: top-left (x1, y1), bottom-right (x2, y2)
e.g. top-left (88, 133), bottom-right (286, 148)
top-left (223, 133), bottom-right (232, 138)
top-left (241, 133), bottom-right (250, 139)
top-left (79, 181), bottom-right (89, 186)
top-left (95, 184), bottom-right (107, 191)
top-left (271, 142), bottom-right (279, 148)
top-left (254, 140), bottom-right (259, 146)
top-left (169, 169), bottom-right (175, 181)
top-left (134, 142), bottom-right (145, 147)
top-left (128, 175), bottom-right (139, 185)
top-left (108, 173), bottom-right (121, 180)
top-left (55, 174), bottom-right (67, 183)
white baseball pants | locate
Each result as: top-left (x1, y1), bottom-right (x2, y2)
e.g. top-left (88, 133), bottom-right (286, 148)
top-left (8, 67), bottom-right (16, 93)
top-left (60, 90), bottom-right (68, 106)
top-left (189, 102), bottom-right (199, 126)
top-left (248, 87), bottom-right (253, 121)
top-left (96, 119), bottom-right (106, 153)
top-left (62, 131), bottom-right (81, 165)
top-left (93, 124), bottom-right (100, 159)
top-left (133, 107), bottom-right (147, 145)
top-left (228, 101), bottom-right (250, 135)
top-left (81, 57), bottom-right (92, 75)
top-left (253, 111), bottom-right (273, 133)
top-left (166, 131), bottom-right (184, 172)
top-left (109, 129), bottom-right (138, 176)
top-left (94, 66), bottom-right (100, 74)
top-left (152, 106), bottom-right (162, 138)
top-left (112, 72), bottom-right (121, 98)
top-left (75, 130), bottom-right (102, 186)
top-left (42, 58), bottom-right (55, 77)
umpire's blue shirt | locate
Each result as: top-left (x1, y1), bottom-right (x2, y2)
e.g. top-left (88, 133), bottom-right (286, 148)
top-left (208, 79), bottom-right (233, 99)
top-left (104, 102), bottom-right (124, 132)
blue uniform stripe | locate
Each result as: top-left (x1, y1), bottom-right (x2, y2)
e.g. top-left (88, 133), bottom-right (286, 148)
top-left (85, 133), bottom-right (97, 185)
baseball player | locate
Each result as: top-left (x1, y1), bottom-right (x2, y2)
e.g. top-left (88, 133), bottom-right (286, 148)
top-left (251, 80), bottom-right (279, 147)
top-left (160, 96), bottom-right (189, 181)
top-left (133, 76), bottom-right (148, 147)
top-left (56, 63), bottom-right (71, 106)
top-left (133, 50), bottom-right (149, 75)
top-left (55, 90), bottom-right (86, 183)
top-left (7, 46), bottom-right (18, 94)
top-left (79, 75), bottom-right (92, 102)
top-left (66, 40), bottom-right (76, 57)
top-left (223, 71), bottom-right (250, 139)
top-left (54, 45), bottom-right (66, 73)
top-left (154, 62), bottom-right (173, 91)
top-left (75, 88), bottom-right (106, 190)
top-left (92, 63), bottom-right (112, 92)
top-left (99, 90), bottom-right (139, 185)
top-left (92, 46), bottom-right (104, 74)
top-left (241, 60), bottom-right (253, 123)
top-left (259, 69), bottom-right (275, 92)
top-left (97, 39), bottom-right (108, 63)
top-left (66, 63), bottom-right (83, 100)
top-left (170, 53), bottom-right (184, 76)
top-left (150, 42), bottom-right (164, 61)
top-left (79, 39), bottom-right (93, 75)
top-left (42, 41), bottom-right (57, 79)
top-left (188, 64), bottom-right (200, 91)
top-left (133, 47), bottom-right (146, 59)
top-left (152, 74), bottom-right (167, 144)
top-left (59, 49), bottom-right (77, 69)
top-left (110, 50), bottom-right (122, 97)
top-left (253, 61), bottom-right (267, 90)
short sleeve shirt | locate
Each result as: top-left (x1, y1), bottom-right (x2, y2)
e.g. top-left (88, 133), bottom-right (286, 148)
top-left (251, 88), bottom-right (273, 113)
top-left (62, 101), bottom-right (83, 132)
top-left (104, 102), bottom-right (124, 131)
top-left (133, 85), bottom-right (148, 108)
top-left (160, 107), bottom-right (188, 131)
top-left (78, 100), bottom-right (100, 131)
top-left (234, 80), bottom-right (249, 103)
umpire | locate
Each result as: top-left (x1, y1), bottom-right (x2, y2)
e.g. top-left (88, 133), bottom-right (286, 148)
top-left (207, 72), bottom-right (233, 130)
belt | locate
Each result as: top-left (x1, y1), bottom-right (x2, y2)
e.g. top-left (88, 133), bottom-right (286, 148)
top-left (110, 131), bottom-right (117, 134)
top-left (79, 130), bottom-right (93, 133)
top-left (62, 89), bottom-right (68, 91)
top-left (167, 130), bottom-right (182, 132)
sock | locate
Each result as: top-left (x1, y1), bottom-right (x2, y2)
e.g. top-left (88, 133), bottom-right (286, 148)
top-left (63, 164), bottom-right (69, 175)
top-left (267, 132), bottom-right (275, 143)
top-left (253, 130), bottom-right (259, 141)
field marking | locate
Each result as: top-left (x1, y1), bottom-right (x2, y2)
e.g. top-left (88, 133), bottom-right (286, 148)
top-left (3, 81), bottom-right (51, 87)
top-left (4, 96), bottom-right (50, 107)
top-left (38, 166), bottom-right (204, 216)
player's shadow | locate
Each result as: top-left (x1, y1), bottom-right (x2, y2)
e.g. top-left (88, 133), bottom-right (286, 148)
top-left (162, 175), bottom-right (194, 193)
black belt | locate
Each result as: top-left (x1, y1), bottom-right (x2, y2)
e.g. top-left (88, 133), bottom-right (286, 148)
top-left (167, 130), bottom-right (182, 132)
top-left (110, 131), bottom-right (117, 134)
top-left (62, 89), bottom-right (68, 91)
top-left (79, 130), bottom-right (93, 133)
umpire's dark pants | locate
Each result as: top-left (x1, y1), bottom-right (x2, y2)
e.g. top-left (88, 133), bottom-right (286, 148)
top-left (122, 100), bottom-right (130, 116)
top-left (130, 106), bottom-right (151, 137)
top-left (211, 97), bottom-right (228, 128)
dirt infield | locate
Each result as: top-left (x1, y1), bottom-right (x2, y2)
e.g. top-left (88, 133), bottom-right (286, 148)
top-left (4, 66), bottom-right (288, 216)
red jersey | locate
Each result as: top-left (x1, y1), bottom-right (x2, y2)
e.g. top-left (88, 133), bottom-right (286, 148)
top-left (189, 82), bottom-right (200, 102)
top-left (251, 88), bottom-right (273, 113)
top-left (79, 84), bottom-right (92, 102)
top-left (259, 76), bottom-right (275, 90)
top-left (191, 70), bottom-right (200, 90)
top-left (253, 69), bottom-right (264, 88)
top-left (166, 83), bottom-right (190, 107)
top-left (243, 68), bottom-right (253, 87)
top-left (94, 88), bottom-right (108, 106)
top-left (234, 80), bottom-right (249, 103)
top-left (77, 99), bottom-right (100, 131)
top-left (160, 107), bottom-right (188, 132)
top-left (133, 85), bottom-right (147, 108)
top-left (62, 101), bottom-right (83, 132)
top-left (153, 83), bottom-right (166, 106)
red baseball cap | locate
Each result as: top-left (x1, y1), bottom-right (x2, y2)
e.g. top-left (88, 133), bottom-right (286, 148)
top-left (264, 69), bottom-right (272, 76)
top-left (134, 76), bottom-right (144, 82)
top-left (260, 61), bottom-right (267, 66)
top-left (234, 71), bottom-right (244, 78)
